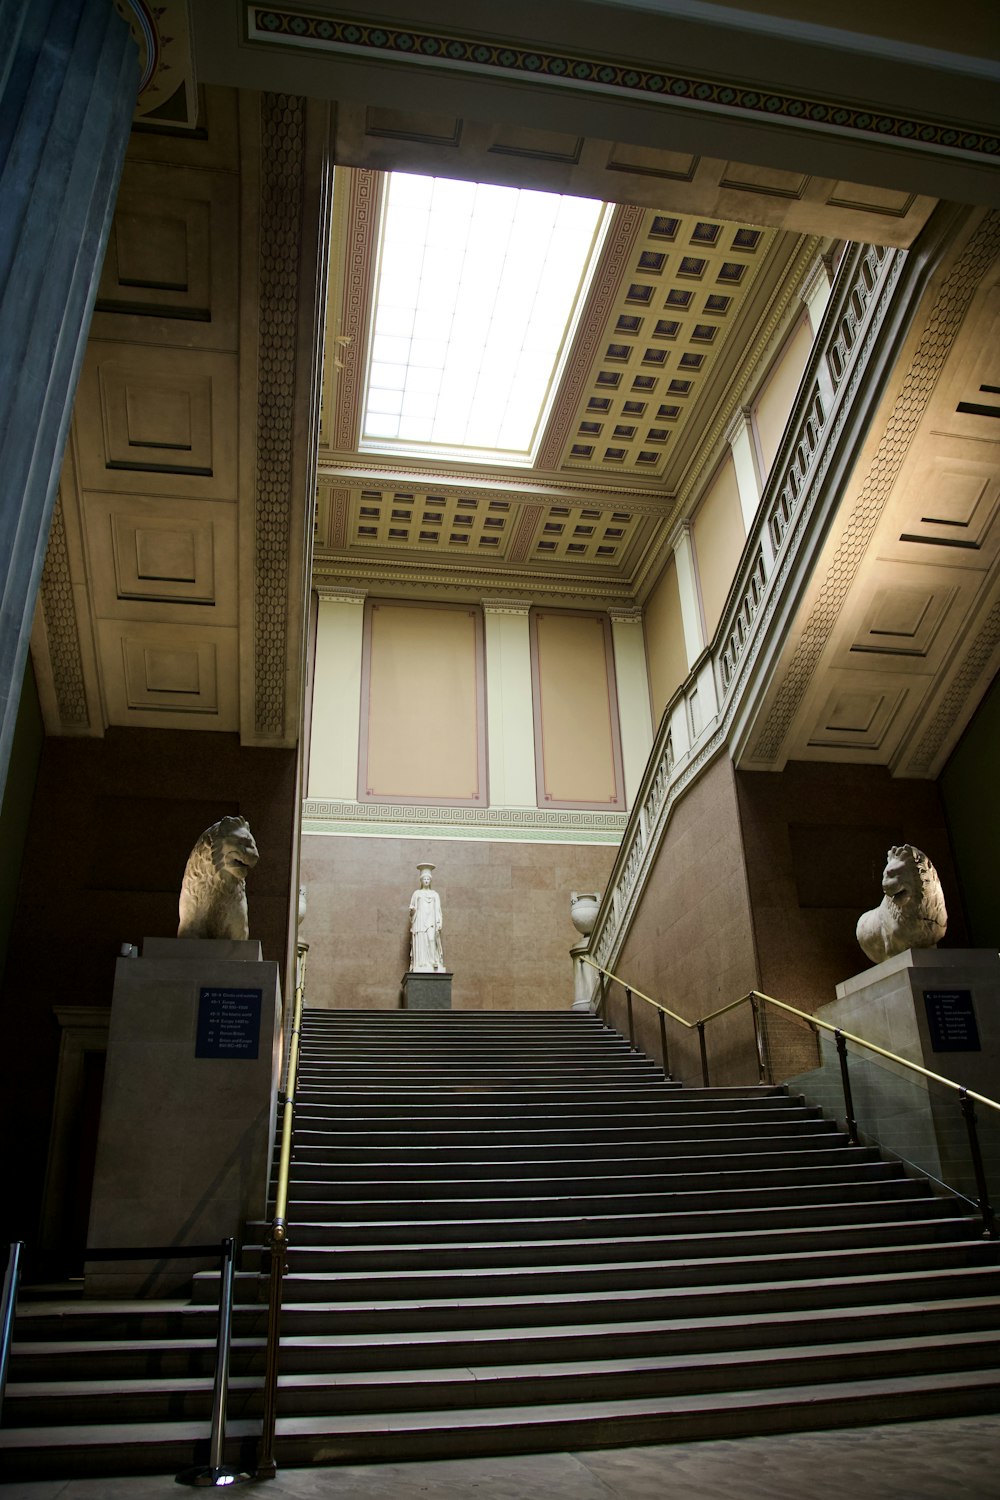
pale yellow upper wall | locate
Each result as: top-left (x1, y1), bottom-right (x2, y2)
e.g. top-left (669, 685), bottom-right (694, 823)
top-left (752, 314), bottom-right (814, 476)
top-left (643, 554), bottom-right (688, 724)
top-left (362, 600), bottom-right (485, 802)
top-left (693, 453), bottom-right (746, 639)
top-left (531, 611), bottom-right (623, 809)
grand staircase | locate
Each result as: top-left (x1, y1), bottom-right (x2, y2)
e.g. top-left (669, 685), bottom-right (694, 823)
top-left (3, 1007), bottom-right (999, 1477)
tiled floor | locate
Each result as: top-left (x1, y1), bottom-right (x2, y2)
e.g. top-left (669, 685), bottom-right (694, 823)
top-left (2, 1417), bottom-right (999, 1499)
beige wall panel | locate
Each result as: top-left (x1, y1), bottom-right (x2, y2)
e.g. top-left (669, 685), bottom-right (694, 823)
top-left (693, 454), bottom-right (746, 640)
top-left (300, 833), bottom-right (617, 1011)
top-left (309, 598), bottom-right (365, 800)
top-left (753, 314), bottom-right (813, 476)
top-left (644, 554), bottom-right (689, 724)
top-left (363, 601), bottom-right (485, 802)
top-left (532, 611), bottom-right (622, 808)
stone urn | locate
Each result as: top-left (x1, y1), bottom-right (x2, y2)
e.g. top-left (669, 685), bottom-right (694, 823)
top-left (570, 892), bottom-right (601, 937)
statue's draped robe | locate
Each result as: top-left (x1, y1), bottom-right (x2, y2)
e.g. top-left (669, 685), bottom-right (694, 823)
top-left (409, 888), bottom-right (444, 972)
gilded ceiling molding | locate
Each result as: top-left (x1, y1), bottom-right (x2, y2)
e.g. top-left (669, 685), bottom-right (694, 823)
top-left (534, 205), bottom-right (645, 471)
top-left (905, 598), bottom-right (1000, 776)
top-left (335, 168), bottom-right (381, 452)
top-left (254, 91), bottom-right (306, 738)
top-left (38, 493), bottom-right (89, 730)
top-left (246, 9), bottom-right (1000, 165)
top-left (608, 606), bottom-right (643, 625)
top-left (313, 558), bottom-right (634, 603)
top-left (752, 210), bottom-right (1000, 765)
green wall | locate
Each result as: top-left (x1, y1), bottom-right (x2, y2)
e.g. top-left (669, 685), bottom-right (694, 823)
top-left (940, 670), bottom-right (1000, 946)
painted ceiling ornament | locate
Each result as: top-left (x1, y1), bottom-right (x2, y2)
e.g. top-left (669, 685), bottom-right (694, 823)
top-left (856, 844), bottom-right (947, 965)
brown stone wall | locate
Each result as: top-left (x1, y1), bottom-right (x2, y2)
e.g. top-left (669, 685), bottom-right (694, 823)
top-left (299, 833), bottom-right (617, 1011)
top-left (736, 761), bottom-right (968, 1010)
top-left (610, 753), bottom-right (759, 1087)
top-left (0, 728), bottom-right (298, 1257)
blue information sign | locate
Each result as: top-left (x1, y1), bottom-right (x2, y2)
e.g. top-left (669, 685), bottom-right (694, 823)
top-left (196, 987), bottom-right (262, 1059)
top-left (923, 989), bottom-right (981, 1053)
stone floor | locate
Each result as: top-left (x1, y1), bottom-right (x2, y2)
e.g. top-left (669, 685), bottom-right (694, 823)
top-left (2, 1417), bottom-right (999, 1499)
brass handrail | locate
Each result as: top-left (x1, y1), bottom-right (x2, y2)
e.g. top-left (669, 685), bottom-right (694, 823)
top-left (257, 940), bottom-right (308, 1481)
top-left (584, 955), bottom-right (998, 1236)
top-left (582, 955), bottom-right (1000, 1112)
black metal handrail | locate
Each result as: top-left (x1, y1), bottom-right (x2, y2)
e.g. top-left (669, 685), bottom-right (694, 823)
top-left (584, 957), bottom-right (999, 1238)
top-left (82, 1239), bottom-right (247, 1487)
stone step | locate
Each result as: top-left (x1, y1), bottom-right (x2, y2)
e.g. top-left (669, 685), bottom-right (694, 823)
top-left (241, 1214), bottom-right (979, 1275)
top-left (192, 1239), bottom-right (1000, 1307)
top-left (8, 1329), bottom-right (1000, 1428)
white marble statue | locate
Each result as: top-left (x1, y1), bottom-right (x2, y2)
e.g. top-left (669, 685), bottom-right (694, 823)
top-left (409, 863), bottom-right (445, 973)
top-left (177, 816), bottom-right (259, 940)
top-left (856, 844), bottom-right (947, 964)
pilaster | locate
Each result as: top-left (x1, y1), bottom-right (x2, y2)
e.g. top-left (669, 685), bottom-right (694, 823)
top-left (481, 597), bottom-right (536, 808)
top-left (608, 606), bottom-right (652, 809)
top-left (308, 587), bottom-right (366, 798)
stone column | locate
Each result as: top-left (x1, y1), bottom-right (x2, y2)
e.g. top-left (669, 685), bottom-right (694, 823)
top-left (726, 408), bottom-right (763, 534)
top-left (800, 253), bottom-right (834, 336)
top-left (0, 0), bottom-right (137, 797)
top-left (309, 587), bottom-right (366, 798)
top-left (608, 606), bottom-right (653, 809)
top-left (668, 520), bottom-right (706, 669)
top-left (482, 597), bottom-right (536, 807)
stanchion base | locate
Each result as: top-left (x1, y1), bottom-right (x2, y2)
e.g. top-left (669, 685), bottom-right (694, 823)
top-left (176, 1466), bottom-right (254, 1487)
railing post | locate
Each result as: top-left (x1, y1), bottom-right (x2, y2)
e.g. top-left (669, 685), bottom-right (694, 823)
top-left (959, 1089), bottom-right (998, 1239)
top-left (749, 994), bottom-right (767, 1084)
top-left (697, 1021), bottom-right (709, 1087)
top-left (257, 1230), bottom-right (287, 1478)
top-left (625, 987), bottom-right (635, 1047)
top-left (835, 1030), bottom-right (859, 1145)
top-left (0, 1241), bottom-right (23, 1422)
top-left (658, 1009), bottom-right (672, 1080)
top-left (177, 1237), bottom-right (249, 1486)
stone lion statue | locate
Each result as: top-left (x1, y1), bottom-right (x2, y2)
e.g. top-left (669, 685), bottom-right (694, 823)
top-left (177, 816), bottom-right (259, 940)
top-left (856, 844), bottom-right (947, 965)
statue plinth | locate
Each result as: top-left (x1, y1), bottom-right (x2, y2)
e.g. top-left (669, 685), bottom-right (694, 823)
top-left (402, 972), bottom-right (453, 1010)
top-left (86, 937), bottom-right (281, 1295)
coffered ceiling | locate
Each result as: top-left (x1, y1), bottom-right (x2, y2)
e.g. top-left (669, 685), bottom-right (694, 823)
top-left (313, 166), bottom-right (820, 606)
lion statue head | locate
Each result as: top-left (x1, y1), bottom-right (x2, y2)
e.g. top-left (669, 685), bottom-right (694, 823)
top-left (177, 816), bottom-right (260, 940)
top-left (856, 844), bottom-right (947, 965)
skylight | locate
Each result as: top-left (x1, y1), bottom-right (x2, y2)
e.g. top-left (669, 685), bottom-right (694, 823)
top-left (361, 174), bottom-right (610, 464)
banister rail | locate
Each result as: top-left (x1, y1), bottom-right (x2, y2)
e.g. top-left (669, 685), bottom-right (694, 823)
top-left (584, 956), bottom-right (999, 1237)
top-left (257, 940), bottom-right (308, 1481)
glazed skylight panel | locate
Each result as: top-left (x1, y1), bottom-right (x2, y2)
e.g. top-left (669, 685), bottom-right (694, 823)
top-left (363, 173), bottom-right (609, 462)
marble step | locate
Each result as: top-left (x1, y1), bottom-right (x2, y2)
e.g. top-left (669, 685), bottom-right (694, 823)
top-left (285, 1104), bottom-right (827, 1142)
top-left (279, 1132), bottom-right (852, 1174)
top-left (246, 1190), bottom-right (953, 1249)
top-left (6, 1367), bottom-right (1000, 1478)
top-left (234, 1263), bottom-right (1000, 1335)
top-left (287, 1087), bottom-right (792, 1118)
top-left (278, 1166), bottom-right (931, 1223)
top-left (191, 1239), bottom-right (1000, 1308)
top-left (8, 1329), bottom-right (1000, 1428)
top-left (241, 1214), bottom-right (979, 1274)
top-left (16, 1293), bottom-right (1000, 1379)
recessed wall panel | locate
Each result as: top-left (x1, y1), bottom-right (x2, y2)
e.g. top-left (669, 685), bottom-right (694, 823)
top-left (531, 611), bottom-right (623, 809)
top-left (361, 601), bottom-right (486, 803)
